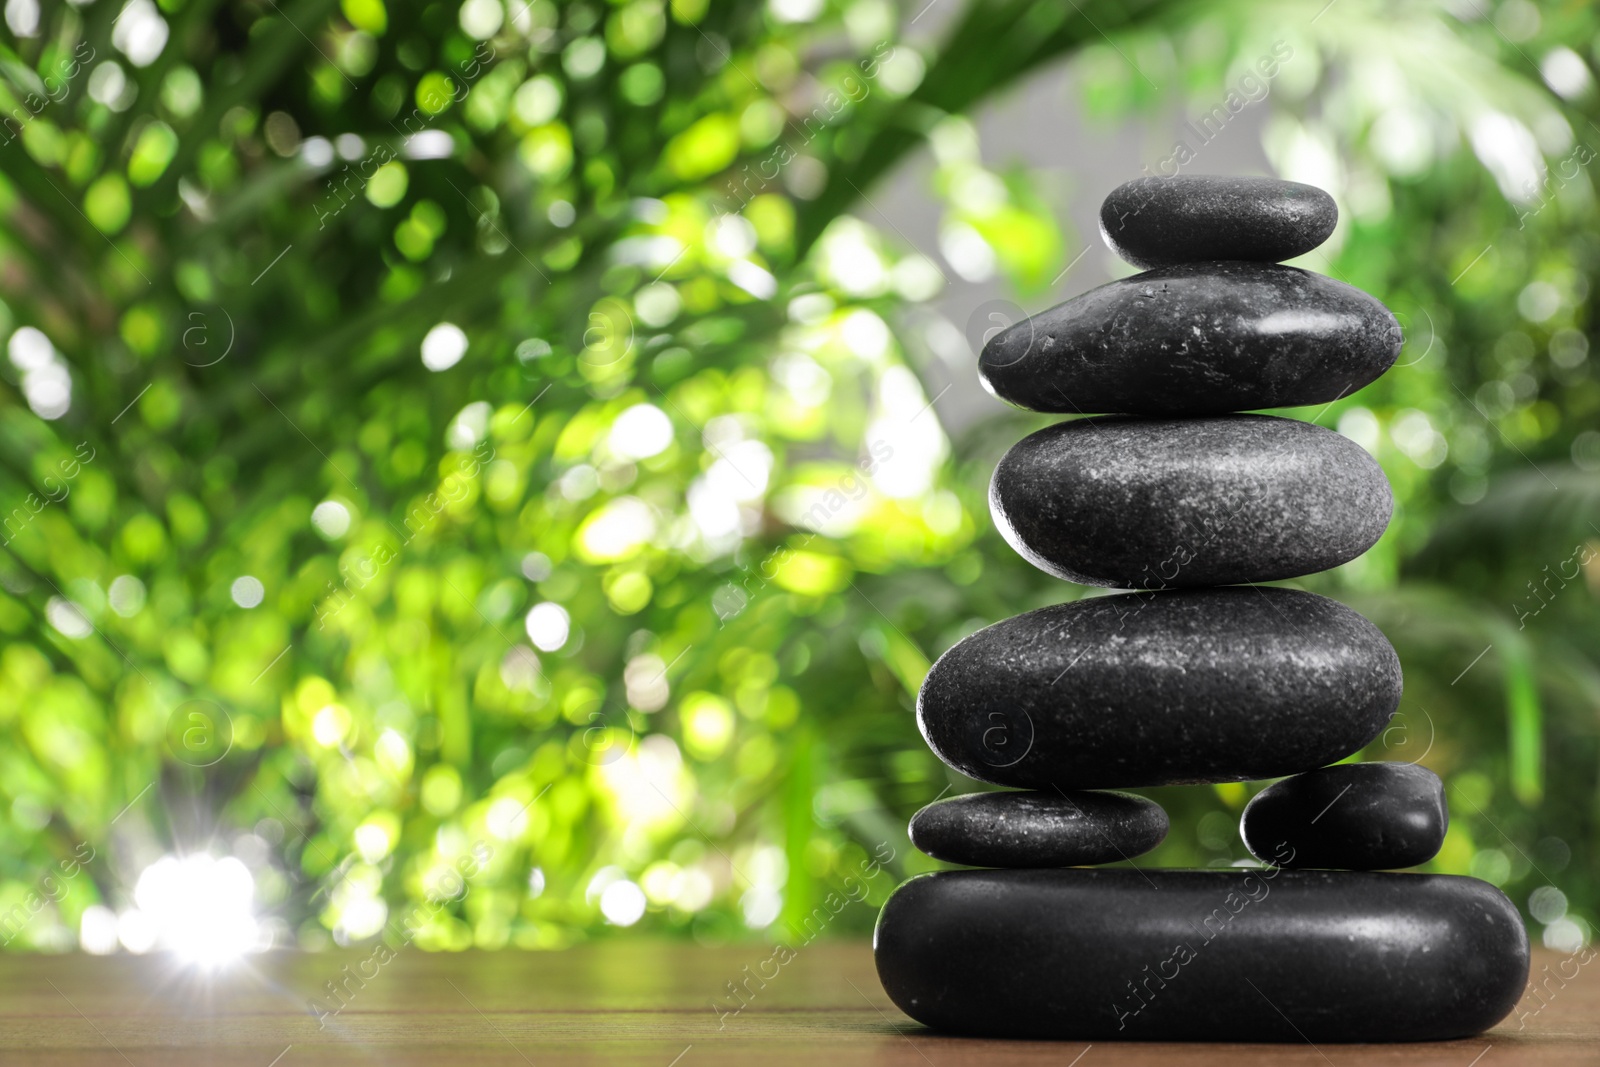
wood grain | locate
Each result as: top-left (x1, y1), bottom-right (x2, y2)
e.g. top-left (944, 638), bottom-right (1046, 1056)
top-left (0, 943), bottom-right (1592, 1065)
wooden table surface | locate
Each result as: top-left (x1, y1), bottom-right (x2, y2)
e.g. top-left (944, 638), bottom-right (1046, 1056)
top-left (0, 943), bottom-right (1592, 1066)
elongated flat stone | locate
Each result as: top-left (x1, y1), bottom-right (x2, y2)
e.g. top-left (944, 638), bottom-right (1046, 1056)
top-left (874, 868), bottom-right (1528, 1041)
top-left (990, 415), bottom-right (1392, 588)
top-left (1242, 761), bottom-right (1447, 870)
top-left (917, 588), bottom-right (1401, 789)
top-left (909, 790), bottom-right (1167, 868)
top-left (1100, 175), bottom-right (1338, 269)
top-left (978, 262), bottom-right (1401, 415)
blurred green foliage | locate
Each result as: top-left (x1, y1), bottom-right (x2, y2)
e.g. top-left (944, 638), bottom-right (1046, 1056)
top-left (0, 0), bottom-right (1595, 958)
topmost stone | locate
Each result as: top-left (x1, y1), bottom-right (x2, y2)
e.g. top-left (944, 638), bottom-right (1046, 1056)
top-left (1100, 175), bottom-right (1337, 269)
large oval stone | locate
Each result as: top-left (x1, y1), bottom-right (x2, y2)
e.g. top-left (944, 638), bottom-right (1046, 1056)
top-left (1242, 761), bottom-right (1447, 870)
top-left (917, 587), bottom-right (1401, 789)
top-left (990, 414), bottom-right (1392, 588)
top-left (978, 262), bottom-right (1401, 415)
top-left (874, 868), bottom-right (1528, 1041)
top-left (1099, 175), bottom-right (1337, 269)
top-left (909, 789), bottom-right (1167, 868)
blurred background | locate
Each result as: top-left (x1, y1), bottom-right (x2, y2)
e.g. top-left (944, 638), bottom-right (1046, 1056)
top-left (0, 0), bottom-right (1594, 964)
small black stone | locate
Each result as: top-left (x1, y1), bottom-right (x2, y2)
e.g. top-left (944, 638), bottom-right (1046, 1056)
top-left (909, 790), bottom-right (1167, 868)
top-left (1099, 175), bottom-right (1338, 269)
top-left (991, 414), bottom-right (1391, 588)
top-left (978, 262), bottom-right (1400, 416)
top-left (874, 868), bottom-right (1528, 1041)
top-left (1241, 761), bottom-right (1448, 870)
top-left (917, 587), bottom-right (1401, 789)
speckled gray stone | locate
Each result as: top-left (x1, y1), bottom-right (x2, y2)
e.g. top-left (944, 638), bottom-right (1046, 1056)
top-left (1099, 175), bottom-right (1338, 269)
top-left (1241, 762), bottom-right (1448, 870)
top-left (909, 790), bottom-right (1168, 868)
top-left (874, 868), bottom-right (1528, 1041)
top-left (917, 587), bottom-right (1401, 790)
top-left (990, 414), bottom-right (1392, 588)
top-left (978, 262), bottom-right (1401, 415)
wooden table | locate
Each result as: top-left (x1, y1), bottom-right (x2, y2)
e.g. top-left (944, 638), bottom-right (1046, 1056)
top-left (0, 943), bottom-right (1592, 1065)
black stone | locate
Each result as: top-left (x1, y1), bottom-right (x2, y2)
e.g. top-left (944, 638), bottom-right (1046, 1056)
top-left (1099, 175), bottom-right (1338, 269)
top-left (1241, 761), bottom-right (1448, 870)
top-left (990, 414), bottom-right (1392, 588)
top-left (917, 588), bottom-right (1401, 789)
top-left (909, 790), bottom-right (1167, 868)
top-left (978, 262), bottom-right (1401, 416)
top-left (874, 868), bottom-right (1528, 1041)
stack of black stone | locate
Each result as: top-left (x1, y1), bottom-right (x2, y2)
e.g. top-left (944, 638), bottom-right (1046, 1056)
top-left (874, 176), bottom-right (1530, 1042)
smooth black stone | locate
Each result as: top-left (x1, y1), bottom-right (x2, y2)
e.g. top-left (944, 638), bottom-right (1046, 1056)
top-left (917, 588), bottom-right (1401, 790)
top-left (978, 262), bottom-right (1401, 416)
top-left (990, 415), bottom-right (1392, 588)
top-left (1099, 175), bottom-right (1338, 269)
top-left (909, 790), bottom-right (1167, 868)
top-left (1241, 761), bottom-right (1447, 870)
top-left (874, 868), bottom-right (1528, 1041)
